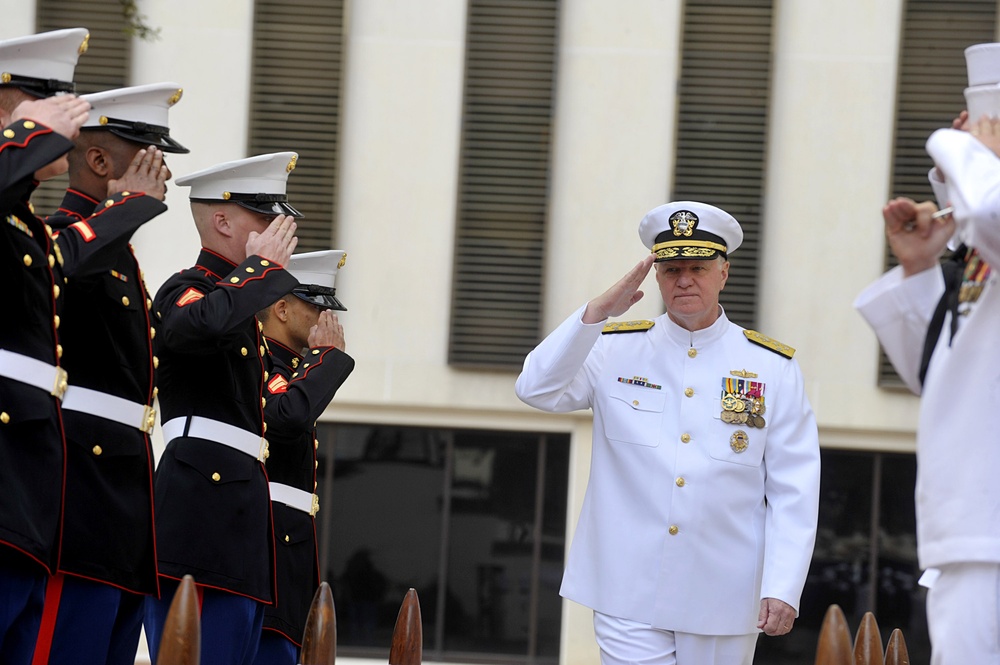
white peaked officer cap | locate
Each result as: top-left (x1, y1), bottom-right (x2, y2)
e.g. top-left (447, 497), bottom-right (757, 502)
top-left (288, 250), bottom-right (348, 311)
top-left (638, 201), bottom-right (743, 261)
top-left (81, 82), bottom-right (189, 153)
top-left (175, 152), bottom-right (303, 217)
top-left (0, 28), bottom-right (89, 98)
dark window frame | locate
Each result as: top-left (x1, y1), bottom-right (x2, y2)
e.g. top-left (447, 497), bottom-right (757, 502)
top-left (671, 0), bottom-right (775, 330)
top-left (316, 422), bottom-right (569, 664)
top-left (448, 0), bottom-right (562, 370)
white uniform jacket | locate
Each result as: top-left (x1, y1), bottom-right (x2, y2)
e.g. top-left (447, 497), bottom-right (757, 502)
top-left (515, 305), bottom-right (820, 635)
top-left (855, 128), bottom-right (1000, 569)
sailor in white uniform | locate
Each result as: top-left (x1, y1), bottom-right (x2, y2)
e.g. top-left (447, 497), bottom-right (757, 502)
top-left (515, 201), bottom-right (821, 665)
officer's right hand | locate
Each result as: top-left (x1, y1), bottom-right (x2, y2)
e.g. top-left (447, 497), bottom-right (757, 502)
top-left (582, 254), bottom-right (655, 324)
top-left (308, 311), bottom-right (345, 351)
top-left (107, 147), bottom-right (168, 200)
top-left (246, 215), bottom-right (298, 267)
top-left (10, 95), bottom-right (90, 140)
top-left (883, 197), bottom-right (955, 277)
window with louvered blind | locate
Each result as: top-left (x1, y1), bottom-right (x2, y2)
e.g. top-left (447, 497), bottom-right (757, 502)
top-left (879, 0), bottom-right (997, 388)
top-left (33, 1), bottom-right (130, 215)
top-left (247, 0), bottom-right (344, 252)
top-left (671, 0), bottom-right (773, 330)
top-left (448, 0), bottom-right (560, 369)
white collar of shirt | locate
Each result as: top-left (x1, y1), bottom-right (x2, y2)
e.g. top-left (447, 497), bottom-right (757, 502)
top-left (660, 305), bottom-right (730, 348)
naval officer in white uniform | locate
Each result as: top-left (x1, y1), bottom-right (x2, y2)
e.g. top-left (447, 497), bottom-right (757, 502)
top-left (515, 201), bottom-right (821, 665)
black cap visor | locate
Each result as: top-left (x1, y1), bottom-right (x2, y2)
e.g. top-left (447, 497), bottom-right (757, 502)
top-left (191, 193), bottom-right (303, 218)
top-left (87, 118), bottom-right (190, 154)
top-left (292, 288), bottom-right (345, 312)
top-left (1, 74), bottom-right (75, 98)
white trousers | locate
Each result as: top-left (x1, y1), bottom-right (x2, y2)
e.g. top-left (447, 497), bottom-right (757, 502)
top-left (593, 612), bottom-right (758, 665)
top-left (927, 562), bottom-right (1000, 665)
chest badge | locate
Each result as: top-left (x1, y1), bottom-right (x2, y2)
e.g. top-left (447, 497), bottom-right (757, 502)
top-left (616, 375), bottom-right (661, 390)
top-left (720, 377), bottom-right (766, 428)
top-left (6, 215), bottom-right (33, 238)
top-left (730, 430), bottom-right (749, 454)
top-left (958, 249), bottom-right (992, 313)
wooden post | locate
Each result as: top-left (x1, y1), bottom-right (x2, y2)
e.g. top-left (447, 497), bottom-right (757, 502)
top-left (156, 574), bottom-right (200, 665)
top-left (301, 581), bottom-right (337, 665)
top-left (814, 604), bottom-right (853, 665)
top-left (884, 628), bottom-right (911, 665)
top-left (388, 588), bottom-right (422, 665)
top-left (854, 612), bottom-right (884, 665)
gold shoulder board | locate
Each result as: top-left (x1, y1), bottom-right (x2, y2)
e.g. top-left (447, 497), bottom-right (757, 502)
top-left (602, 320), bottom-right (655, 334)
top-left (743, 330), bottom-right (795, 358)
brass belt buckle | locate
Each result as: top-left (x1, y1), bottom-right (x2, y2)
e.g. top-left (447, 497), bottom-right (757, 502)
top-left (140, 405), bottom-right (156, 434)
top-left (51, 367), bottom-right (68, 400)
top-left (259, 438), bottom-right (270, 463)
top-left (310, 494), bottom-right (320, 517)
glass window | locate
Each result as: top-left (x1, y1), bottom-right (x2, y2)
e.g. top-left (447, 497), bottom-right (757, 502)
top-left (754, 450), bottom-right (930, 664)
top-left (316, 424), bottom-right (568, 663)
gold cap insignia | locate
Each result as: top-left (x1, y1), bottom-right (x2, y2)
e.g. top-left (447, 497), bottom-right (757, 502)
top-left (670, 210), bottom-right (698, 237)
top-left (338, 252), bottom-right (347, 269)
top-left (286, 154), bottom-right (297, 172)
top-left (79, 33), bottom-right (90, 55)
top-left (222, 191), bottom-right (231, 200)
top-left (1, 73), bottom-right (10, 84)
top-left (168, 88), bottom-right (183, 106)
top-left (99, 116), bottom-right (109, 125)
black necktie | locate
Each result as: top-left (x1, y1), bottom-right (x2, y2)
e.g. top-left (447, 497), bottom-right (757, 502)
top-left (918, 244), bottom-right (968, 387)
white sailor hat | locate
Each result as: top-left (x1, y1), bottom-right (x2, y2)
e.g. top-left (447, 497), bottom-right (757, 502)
top-left (0, 28), bottom-right (89, 98)
top-left (288, 250), bottom-right (347, 311)
top-left (966, 43), bottom-right (1000, 87)
top-left (175, 152), bottom-right (303, 217)
top-left (638, 201), bottom-right (743, 261)
top-left (964, 83), bottom-right (1000, 122)
top-left (82, 83), bottom-right (189, 153)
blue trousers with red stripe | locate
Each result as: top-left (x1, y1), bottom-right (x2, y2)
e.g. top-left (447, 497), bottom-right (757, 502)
top-left (0, 563), bottom-right (47, 665)
top-left (144, 580), bottom-right (264, 665)
top-left (31, 574), bottom-right (144, 665)
top-left (251, 631), bottom-right (297, 665)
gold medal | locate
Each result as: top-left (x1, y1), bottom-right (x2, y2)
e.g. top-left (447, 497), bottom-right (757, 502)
top-left (754, 415), bottom-right (765, 428)
top-left (722, 394), bottom-right (738, 411)
top-left (733, 399), bottom-right (745, 413)
top-left (730, 430), bottom-right (749, 453)
top-left (721, 410), bottom-right (736, 424)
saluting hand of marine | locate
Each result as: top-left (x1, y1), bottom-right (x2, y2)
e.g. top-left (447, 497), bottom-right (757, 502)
top-left (246, 214), bottom-right (298, 267)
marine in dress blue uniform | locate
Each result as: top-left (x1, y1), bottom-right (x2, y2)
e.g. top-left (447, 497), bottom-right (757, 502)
top-left (32, 83), bottom-right (187, 665)
top-left (253, 250), bottom-right (355, 664)
top-left (143, 153), bottom-right (302, 665)
top-left (515, 202), bottom-right (820, 665)
top-left (0, 29), bottom-right (175, 665)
